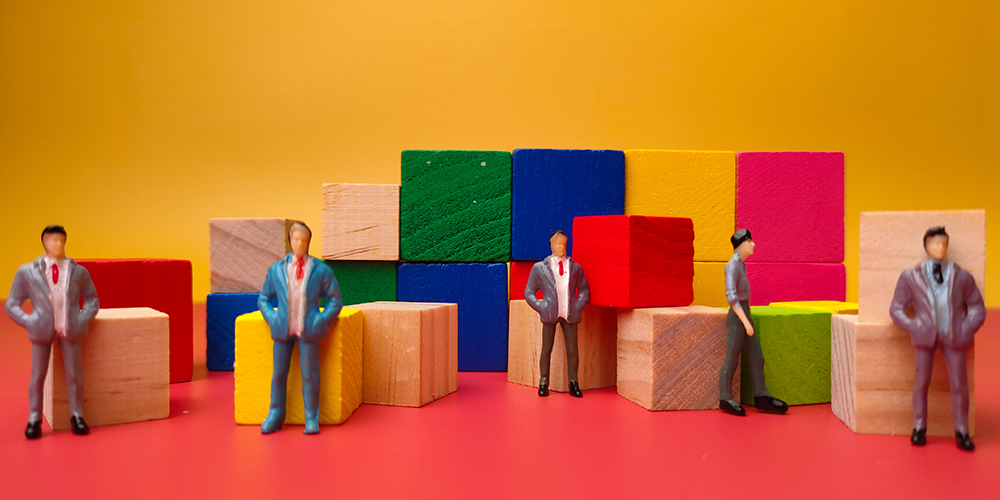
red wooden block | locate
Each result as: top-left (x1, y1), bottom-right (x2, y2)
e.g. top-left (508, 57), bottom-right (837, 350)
top-left (509, 261), bottom-right (542, 301)
top-left (572, 215), bottom-right (694, 308)
top-left (736, 152), bottom-right (844, 262)
top-left (744, 262), bottom-right (846, 306)
top-left (77, 259), bottom-right (193, 383)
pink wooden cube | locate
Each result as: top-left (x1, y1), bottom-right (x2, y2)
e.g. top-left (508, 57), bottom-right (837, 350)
top-left (745, 262), bottom-right (846, 306)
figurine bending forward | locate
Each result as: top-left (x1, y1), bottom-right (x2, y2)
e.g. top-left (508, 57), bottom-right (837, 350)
top-left (524, 230), bottom-right (590, 398)
top-left (258, 221), bottom-right (342, 434)
top-left (6, 226), bottom-right (100, 439)
top-left (889, 227), bottom-right (985, 451)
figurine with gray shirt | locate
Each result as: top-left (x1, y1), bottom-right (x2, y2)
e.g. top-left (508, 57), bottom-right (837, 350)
top-left (718, 229), bottom-right (787, 417)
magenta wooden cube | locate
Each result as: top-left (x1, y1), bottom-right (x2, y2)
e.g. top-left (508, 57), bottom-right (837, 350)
top-left (736, 152), bottom-right (844, 262)
top-left (745, 262), bottom-right (846, 306)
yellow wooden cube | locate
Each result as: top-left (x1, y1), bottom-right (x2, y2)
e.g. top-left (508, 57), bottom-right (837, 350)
top-left (692, 261), bottom-right (728, 308)
top-left (234, 308), bottom-right (363, 425)
top-left (769, 301), bottom-right (858, 314)
top-left (624, 150), bottom-right (735, 261)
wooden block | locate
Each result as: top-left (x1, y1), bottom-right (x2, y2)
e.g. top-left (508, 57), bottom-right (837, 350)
top-left (43, 308), bottom-right (169, 430)
top-left (617, 306), bottom-right (738, 410)
top-left (744, 262), bottom-right (846, 306)
top-left (397, 263), bottom-right (508, 371)
top-left (736, 152), bottom-right (844, 262)
top-left (352, 302), bottom-right (457, 407)
top-left (234, 309), bottom-right (363, 425)
top-left (324, 261), bottom-right (397, 305)
top-left (400, 150), bottom-right (512, 262)
top-left (507, 300), bottom-right (617, 392)
top-left (832, 315), bottom-right (975, 437)
top-left (625, 150), bottom-right (736, 261)
top-left (77, 259), bottom-right (193, 383)
top-left (768, 301), bottom-right (858, 314)
top-left (206, 293), bottom-right (259, 371)
top-left (858, 210), bottom-right (986, 323)
top-left (322, 183), bottom-right (399, 260)
top-left (509, 261), bottom-right (542, 301)
top-left (572, 215), bottom-right (694, 308)
top-left (739, 306), bottom-right (831, 406)
top-left (692, 262), bottom-right (729, 307)
top-left (209, 218), bottom-right (292, 293)
top-left (511, 149), bottom-right (624, 261)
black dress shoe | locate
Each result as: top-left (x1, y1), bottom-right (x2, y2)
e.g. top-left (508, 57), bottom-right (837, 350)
top-left (568, 381), bottom-right (583, 398)
top-left (25, 420), bottom-right (42, 439)
top-left (70, 415), bottom-right (90, 435)
top-left (720, 399), bottom-right (746, 416)
top-left (538, 381), bottom-right (549, 397)
top-left (910, 428), bottom-right (927, 446)
top-left (955, 432), bottom-right (975, 451)
top-left (754, 396), bottom-right (788, 414)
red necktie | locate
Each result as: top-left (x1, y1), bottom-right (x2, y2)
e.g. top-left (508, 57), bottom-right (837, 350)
top-left (558, 260), bottom-right (564, 276)
top-left (296, 258), bottom-right (304, 280)
top-left (52, 264), bottom-right (59, 285)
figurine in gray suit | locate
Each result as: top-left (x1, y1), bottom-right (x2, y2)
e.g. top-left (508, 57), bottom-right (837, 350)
top-left (890, 226), bottom-right (985, 451)
top-left (258, 221), bottom-right (342, 435)
top-left (6, 226), bottom-right (100, 439)
top-left (524, 230), bottom-right (590, 398)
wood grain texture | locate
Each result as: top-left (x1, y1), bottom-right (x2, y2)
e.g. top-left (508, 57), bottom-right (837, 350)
top-left (744, 262), bottom-right (846, 306)
top-left (858, 210), bottom-right (986, 323)
top-left (831, 315), bottom-right (975, 437)
top-left (769, 301), bottom-right (858, 314)
top-left (692, 261), bottom-right (728, 307)
top-left (507, 300), bottom-right (617, 392)
top-left (43, 308), bottom-right (169, 430)
top-left (624, 150), bottom-right (736, 261)
top-left (352, 302), bottom-right (458, 407)
top-left (322, 183), bottom-right (399, 260)
top-left (736, 151), bottom-right (844, 262)
top-left (400, 150), bottom-right (512, 262)
top-left (617, 306), bottom-right (738, 411)
top-left (234, 309), bottom-right (363, 425)
top-left (209, 218), bottom-right (292, 293)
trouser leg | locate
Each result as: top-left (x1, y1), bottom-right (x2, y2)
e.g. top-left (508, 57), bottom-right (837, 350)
top-left (28, 343), bottom-right (52, 422)
top-left (539, 323), bottom-right (556, 380)
top-left (941, 347), bottom-right (970, 435)
top-left (58, 338), bottom-right (85, 418)
top-left (719, 308), bottom-right (746, 401)
top-left (561, 320), bottom-right (580, 382)
top-left (912, 347), bottom-right (935, 431)
top-left (299, 340), bottom-right (321, 421)
top-left (743, 324), bottom-right (771, 398)
top-left (269, 339), bottom-right (295, 412)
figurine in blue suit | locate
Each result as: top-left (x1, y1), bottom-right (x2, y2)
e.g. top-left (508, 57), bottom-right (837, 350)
top-left (258, 221), bottom-right (342, 435)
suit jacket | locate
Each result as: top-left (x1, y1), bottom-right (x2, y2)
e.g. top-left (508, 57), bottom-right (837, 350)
top-left (258, 254), bottom-right (342, 343)
top-left (889, 262), bottom-right (985, 350)
top-left (6, 257), bottom-right (100, 344)
top-left (524, 256), bottom-right (590, 324)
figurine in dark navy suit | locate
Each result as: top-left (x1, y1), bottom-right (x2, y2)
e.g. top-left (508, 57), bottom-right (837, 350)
top-left (258, 221), bottom-right (342, 434)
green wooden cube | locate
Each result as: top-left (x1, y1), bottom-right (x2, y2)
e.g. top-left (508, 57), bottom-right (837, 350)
top-left (324, 261), bottom-right (397, 306)
top-left (740, 306), bottom-right (832, 406)
top-left (400, 150), bottom-right (512, 262)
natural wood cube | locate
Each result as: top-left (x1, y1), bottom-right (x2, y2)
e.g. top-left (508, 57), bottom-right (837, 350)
top-left (507, 300), bottom-right (617, 393)
top-left (858, 210), bottom-right (986, 323)
top-left (352, 302), bottom-right (458, 407)
top-left (831, 315), bottom-right (975, 437)
top-left (209, 218), bottom-right (292, 293)
top-left (43, 308), bottom-right (170, 430)
top-left (617, 306), bottom-right (738, 411)
top-left (322, 183), bottom-right (400, 260)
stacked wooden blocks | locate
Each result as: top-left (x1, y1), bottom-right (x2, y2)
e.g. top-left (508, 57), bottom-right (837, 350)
top-left (352, 302), bottom-right (458, 407)
top-left (44, 308), bottom-right (170, 429)
top-left (234, 309), bottom-right (364, 425)
top-left (77, 259), bottom-right (193, 383)
top-left (833, 210), bottom-right (985, 436)
top-left (736, 152), bottom-right (846, 305)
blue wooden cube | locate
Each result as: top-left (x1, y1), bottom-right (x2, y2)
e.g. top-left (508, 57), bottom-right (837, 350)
top-left (397, 263), bottom-right (508, 371)
top-left (512, 148), bottom-right (625, 261)
top-left (207, 293), bottom-right (260, 371)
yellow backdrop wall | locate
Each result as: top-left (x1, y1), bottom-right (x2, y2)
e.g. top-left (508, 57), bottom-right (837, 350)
top-left (2, 1), bottom-right (998, 304)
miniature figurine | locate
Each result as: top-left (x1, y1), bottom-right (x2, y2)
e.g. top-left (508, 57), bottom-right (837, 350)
top-left (5, 226), bottom-right (100, 439)
top-left (257, 221), bottom-right (342, 434)
top-left (718, 229), bottom-right (787, 417)
top-left (889, 226), bottom-right (985, 451)
top-left (524, 230), bottom-right (590, 398)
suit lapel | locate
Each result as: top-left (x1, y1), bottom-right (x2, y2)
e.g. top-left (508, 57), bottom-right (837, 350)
top-left (276, 255), bottom-right (291, 302)
top-left (30, 258), bottom-right (53, 309)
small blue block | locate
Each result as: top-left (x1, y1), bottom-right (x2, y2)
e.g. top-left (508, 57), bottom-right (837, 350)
top-left (397, 263), bottom-right (508, 372)
top-left (511, 148), bottom-right (625, 261)
top-left (206, 293), bottom-right (260, 371)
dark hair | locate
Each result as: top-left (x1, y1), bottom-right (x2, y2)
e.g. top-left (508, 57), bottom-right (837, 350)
top-left (288, 221), bottom-right (312, 242)
top-left (923, 226), bottom-right (948, 248)
top-left (549, 230), bottom-right (568, 240)
top-left (41, 225), bottom-right (67, 243)
top-left (731, 228), bottom-right (752, 249)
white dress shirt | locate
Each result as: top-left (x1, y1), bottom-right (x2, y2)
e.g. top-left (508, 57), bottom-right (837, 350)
top-left (44, 256), bottom-right (69, 336)
top-left (286, 257), bottom-right (311, 336)
top-left (548, 256), bottom-right (571, 321)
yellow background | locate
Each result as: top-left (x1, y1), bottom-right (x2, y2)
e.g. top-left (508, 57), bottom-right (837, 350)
top-left (1, 1), bottom-right (998, 305)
